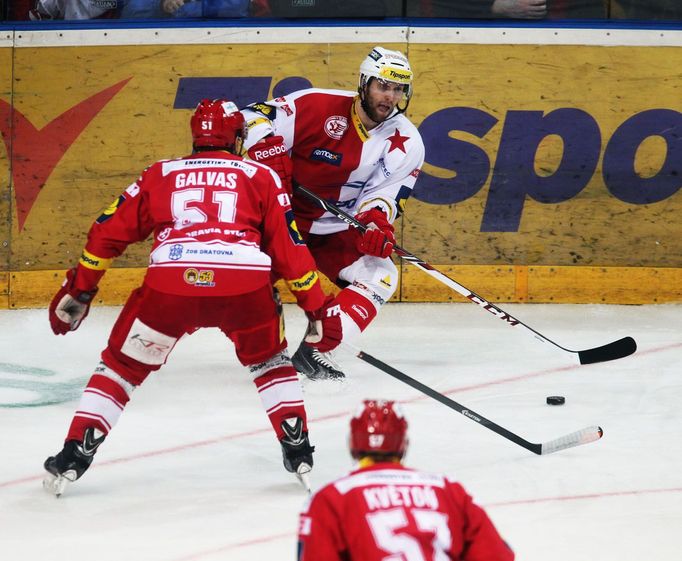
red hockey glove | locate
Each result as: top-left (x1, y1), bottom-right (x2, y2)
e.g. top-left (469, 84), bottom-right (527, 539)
top-left (355, 208), bottom-right (396, 259)
top-left (247, 135), bottom-right (293, 194)
top-left (304, 296), bottom-right (343, 353)
top-left (49, 268), bottom-right (99, 335)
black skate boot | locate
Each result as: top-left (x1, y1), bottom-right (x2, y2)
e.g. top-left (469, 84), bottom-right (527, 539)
top-left (291, 340), bottom-right (345, 381)
top-left (280, 417), bottom-right (315, 492)
top-left (43, 427), bottom-right (106, 497)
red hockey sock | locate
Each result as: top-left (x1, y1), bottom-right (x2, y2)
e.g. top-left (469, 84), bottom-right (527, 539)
top-left (253, 366), bottom-right (307, 440)
top-left (66, 370), bottom-right (132, 442)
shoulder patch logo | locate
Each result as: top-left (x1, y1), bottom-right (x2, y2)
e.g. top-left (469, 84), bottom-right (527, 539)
top-left (324, 115), bottom-right (349, 140)
top-left (285, 209), bottom-right (305, 245)
top-left (250, 103), bottom-right (275, 118)
top-left (96, 194), bottom-right (126, 224)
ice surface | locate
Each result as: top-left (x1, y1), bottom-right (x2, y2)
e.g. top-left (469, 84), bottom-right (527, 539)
top-left (1, 302), bottom-right (680, 560)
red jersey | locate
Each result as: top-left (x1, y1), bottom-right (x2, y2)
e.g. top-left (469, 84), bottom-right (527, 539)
top-left (78, 150), bottom-right (324, 308)
top-left (298, 463), bottom-right (515, 561)
top-left (242, 89), bottom-right (425, 235)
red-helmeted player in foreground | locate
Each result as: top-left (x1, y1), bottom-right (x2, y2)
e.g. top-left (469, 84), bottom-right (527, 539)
top-left (297, 400), bottom-right (516, 560)
top-left (43, 99), bottom-right (343, 496)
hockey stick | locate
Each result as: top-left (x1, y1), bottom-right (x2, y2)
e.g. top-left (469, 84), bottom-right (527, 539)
top-left (354, 347), bottom-right (603, 455)
top-left (296, 185), bottom-right (636, 365)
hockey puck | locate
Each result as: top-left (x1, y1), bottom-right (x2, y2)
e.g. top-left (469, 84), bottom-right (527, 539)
top-left (546, 396), bottom-right (566, 405)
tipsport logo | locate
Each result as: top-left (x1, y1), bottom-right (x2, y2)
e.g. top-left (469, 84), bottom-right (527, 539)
top-left (171, 77), bottom-right (682, 233)
top-left (415, 106), bottom-right (682, 232)
top-left (2, 74), bottom-right (679, 234)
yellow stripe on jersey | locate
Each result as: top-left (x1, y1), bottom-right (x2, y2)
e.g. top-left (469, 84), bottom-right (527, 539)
top-left (351, 97), bottom-right (370, 142)
top-left (287, 270), bottom-right (319, 293)
top-left (79, 249), bottom-right (113, 271)
top-left (246, 116), bottom-right (271, 130)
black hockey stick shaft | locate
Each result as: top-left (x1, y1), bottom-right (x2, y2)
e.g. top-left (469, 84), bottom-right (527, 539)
top-left (356, 349), bottom-right (603, 455)
top-left (296, 185), bottom-right (636, 365)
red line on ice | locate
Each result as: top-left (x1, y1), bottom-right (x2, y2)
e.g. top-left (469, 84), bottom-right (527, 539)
top-left (1, 340), bottom-right (677, 490)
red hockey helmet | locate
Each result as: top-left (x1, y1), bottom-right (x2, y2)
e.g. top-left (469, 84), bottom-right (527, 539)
top-left (349, 399), bottom-right (408, 460)
top-left (190, 98), bottom-right (246, 151)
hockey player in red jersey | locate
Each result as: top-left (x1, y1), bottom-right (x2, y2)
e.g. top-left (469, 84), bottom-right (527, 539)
top-left (43, 99), bottom-right (343, 496)
top-left (297, 400), bottom-right (515, 561)
top-left (242, 46), bottom-right (426, 380)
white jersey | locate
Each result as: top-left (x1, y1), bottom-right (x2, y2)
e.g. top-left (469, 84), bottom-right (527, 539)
top-left (242, 88), bottom-right (425, 235)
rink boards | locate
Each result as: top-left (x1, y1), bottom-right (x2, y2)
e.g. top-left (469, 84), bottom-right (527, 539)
top-left (0, 25), bottom-right (680, 307)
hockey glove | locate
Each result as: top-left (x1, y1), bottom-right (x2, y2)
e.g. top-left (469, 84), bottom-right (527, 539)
top-left (247, 135), bottom-right (293, 194)
top-left (49, 268), bottom-right (99, 335)
top-left (355, 208), bottom-right (396, 259)
top-left (304, 296), bottom-right (343, 353)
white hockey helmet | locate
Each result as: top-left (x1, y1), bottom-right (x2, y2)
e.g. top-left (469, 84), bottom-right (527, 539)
top-left (358, 46), bottom-right (414, 106)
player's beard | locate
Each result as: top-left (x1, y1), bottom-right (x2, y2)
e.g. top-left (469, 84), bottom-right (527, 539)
top-left (361, 95), bottom-right (396, 125)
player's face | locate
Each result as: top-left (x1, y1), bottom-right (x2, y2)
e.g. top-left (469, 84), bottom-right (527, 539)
top-left (364, 79), bottom-right (406, 123)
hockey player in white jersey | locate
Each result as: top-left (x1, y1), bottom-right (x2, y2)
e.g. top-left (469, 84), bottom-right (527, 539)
top-left (243, 46), bottom-right (425, 380)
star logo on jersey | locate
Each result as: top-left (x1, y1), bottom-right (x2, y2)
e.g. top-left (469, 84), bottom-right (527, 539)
top-left (386, 129), bottom-right (409, 154)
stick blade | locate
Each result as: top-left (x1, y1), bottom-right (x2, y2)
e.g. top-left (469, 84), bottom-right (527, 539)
top-left (578, 336), bottom-right (637, 365)
top-left (540, 425), bottom-right (603, 455)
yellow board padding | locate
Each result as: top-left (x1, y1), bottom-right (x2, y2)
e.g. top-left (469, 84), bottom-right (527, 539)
top-left (399, 264), bottom-right (682, 304)
top-left (526, 266), bottom-right (682, 304)
top-left (0, 272), bottom-right (8, 308)
top-left (9, 268), bottom-right (147, 309)
top-left (4, 265), bottom-right (681, 309)
top-left (400, 265), bottom-right (517, 303)
top-left (5, 268), bottom-right (352, 308)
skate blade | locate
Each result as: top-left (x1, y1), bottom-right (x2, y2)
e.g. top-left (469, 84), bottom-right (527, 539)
top-left (296, 471), bottom-right (311, 493)
top-left (300, 376), bottom-right (350, 396)
top-left (296, 464), bottom-right (312, 493)
top-left (42, 470), bottom-right (76, 497)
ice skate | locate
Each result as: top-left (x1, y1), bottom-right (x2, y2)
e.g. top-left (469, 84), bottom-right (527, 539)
top-left (280, 417), bottom-right (315, 492)
top-left (43, 428), bottom-right (105, 497)
top-left (292, 341), bottom-right (345, 381)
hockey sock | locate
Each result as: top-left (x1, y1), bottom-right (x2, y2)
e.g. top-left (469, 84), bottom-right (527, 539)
top-left (253, 362), bottom-right (307, 440)
top-left (66, 363), bottom-right (134, 442)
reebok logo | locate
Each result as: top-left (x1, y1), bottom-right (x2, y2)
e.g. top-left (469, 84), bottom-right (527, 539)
top-left (351, 305), bottom-right (369, 320)
top-left (251, 143), bottom-right (287, 160)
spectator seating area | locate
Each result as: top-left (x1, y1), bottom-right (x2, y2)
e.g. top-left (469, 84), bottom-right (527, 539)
top-left (2, 0), bottom-right (681, 22)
